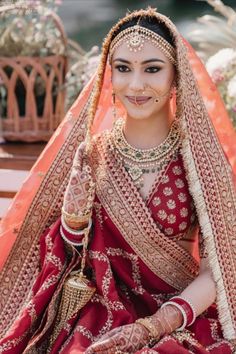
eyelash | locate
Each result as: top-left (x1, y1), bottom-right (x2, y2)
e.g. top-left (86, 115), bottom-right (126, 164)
top-left (114, 65), bottom-right (161, 73)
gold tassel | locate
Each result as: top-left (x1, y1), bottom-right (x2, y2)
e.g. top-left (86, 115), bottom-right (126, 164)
top-left (49, 226), bottom-right (95, 346)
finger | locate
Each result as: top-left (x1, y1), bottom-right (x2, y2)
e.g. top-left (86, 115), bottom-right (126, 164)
top-left (96, 327), bottom-right (121, 342)
top-left (86, 338), bottom-right (117, 353)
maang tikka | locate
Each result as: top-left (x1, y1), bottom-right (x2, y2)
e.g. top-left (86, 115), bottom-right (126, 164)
top-left (109, 24), bottom-right (176, 65)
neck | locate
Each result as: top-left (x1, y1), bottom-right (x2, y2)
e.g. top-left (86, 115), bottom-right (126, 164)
top-left (124, 107), bottom-right (173, 150)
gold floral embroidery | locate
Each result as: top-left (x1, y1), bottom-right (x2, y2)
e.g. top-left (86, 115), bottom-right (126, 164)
top-left (179, 222), bottom-right (187, 231)
top-left (206, 340), bottom-right (234, 351)
top-left (167, 214), bottom-right (176, 224)
top-left (175, 178), bottom-right (185, 188)
top-left (209, 319), bottom-right (221, 341)
top-left (180, 207), bottom-right (188, 217)
top-left (0, 332), bottom-right (29, 352)
top-left (161, 175), bottom-right (169, 184)
top-left (172, 166), bottom-right (182, 175)
top-left (164, 227), bottom-right (174, 236)
top-left (178, 193), bottom-right (187, 202)
top-left (106, 247), bottom-right (145, 295)
top-left (157, 210), bottom-right (167, 220)
top-left (89, 250), bottom-right (125, 311)
top-left (45, 234), bottom-right (63, 270)
top-left (152, 197), bottom-right (161, 207)
top-left (41, 274), bottom-right (61, 291)
top-left (94, 201), bottom-right (104, 229)
top-left (27, 300), bottom-right (37, 323)
top-left (167, 199), bottom-right (176, 209)
top-left (172, 329), bottom-right (203, 348)
top-left (163, 187), bottom-right (173, 196)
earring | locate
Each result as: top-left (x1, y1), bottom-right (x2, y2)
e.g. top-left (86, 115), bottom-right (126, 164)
top-left (112, 90), bottom-right (117, 124)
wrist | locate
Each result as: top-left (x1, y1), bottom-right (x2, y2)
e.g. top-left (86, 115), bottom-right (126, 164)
top-left (61, 206), bottom-right (92, 224)
top-left (135, 322), bottom-right (150, 340)
top-left (160, 296), bottom-right (197, 331)
top-left (135, 317), bottom-right (160, 344)
top-left (60, 216), bottom-right (92, 246)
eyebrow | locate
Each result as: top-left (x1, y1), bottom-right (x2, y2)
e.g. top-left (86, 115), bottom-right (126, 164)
top-left (113, 58), bottom-right (165, 64)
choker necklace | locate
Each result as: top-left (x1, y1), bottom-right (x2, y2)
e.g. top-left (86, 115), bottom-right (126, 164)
top-left (111, 118), bottom-right (181, 189)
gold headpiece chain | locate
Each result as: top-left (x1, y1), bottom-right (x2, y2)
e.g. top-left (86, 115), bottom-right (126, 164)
top-left (109, 25), bottom-right (176, 65)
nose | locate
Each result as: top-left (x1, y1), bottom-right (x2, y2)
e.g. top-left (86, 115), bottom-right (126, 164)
top-left (129, 73), bottom-right (145, 92)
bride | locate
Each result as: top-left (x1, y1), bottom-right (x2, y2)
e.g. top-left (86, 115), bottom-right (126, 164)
top-left (0, 7), bottom-right (235, 354)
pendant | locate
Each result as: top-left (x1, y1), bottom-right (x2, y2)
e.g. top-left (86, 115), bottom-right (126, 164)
top-left (128, 166), bottom-right (143, 181)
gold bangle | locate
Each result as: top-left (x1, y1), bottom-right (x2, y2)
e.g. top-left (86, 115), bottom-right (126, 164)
top-left (136, 317), bottom-right (158, 339)
top-left (61, 207), bottom-right (91, 224)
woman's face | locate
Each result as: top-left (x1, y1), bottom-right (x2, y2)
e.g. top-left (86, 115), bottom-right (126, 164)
top-left (111, 40), bottom-right (175, 121)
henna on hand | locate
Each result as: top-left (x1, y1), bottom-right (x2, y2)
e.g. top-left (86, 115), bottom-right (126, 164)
top-left (62, 142), bottom-right (95, 229)
top-left (85, 323), bottom-right (150, 354)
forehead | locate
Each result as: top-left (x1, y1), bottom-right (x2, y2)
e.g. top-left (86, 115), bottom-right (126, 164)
top-left (112, 41), bottom-right (169, 63)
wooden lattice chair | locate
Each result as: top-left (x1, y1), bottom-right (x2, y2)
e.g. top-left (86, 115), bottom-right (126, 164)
top-left (0, 5), bottom-right (68, 142)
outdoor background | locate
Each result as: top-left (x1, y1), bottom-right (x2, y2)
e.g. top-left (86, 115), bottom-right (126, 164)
top-left (57, 0), bottom-right (236, 51)
top-left (1, 0), bottom-right (236, 220)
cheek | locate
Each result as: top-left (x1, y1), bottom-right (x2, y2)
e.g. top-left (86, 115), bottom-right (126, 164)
top-left (112, 72), bottom-right (128, 93)
top-left (154, 71), bottom-right (174, 88)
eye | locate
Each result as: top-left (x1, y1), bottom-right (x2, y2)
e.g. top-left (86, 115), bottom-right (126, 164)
top-left (145, 66), bottom-right (161, 73)
top-left (114, 65), bottom-right (130, 72)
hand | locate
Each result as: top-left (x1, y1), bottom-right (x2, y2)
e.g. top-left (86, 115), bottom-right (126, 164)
top-left (62, 142), bottom-right (95, 229)
top-left (85, 323), bottom-right (150, 354)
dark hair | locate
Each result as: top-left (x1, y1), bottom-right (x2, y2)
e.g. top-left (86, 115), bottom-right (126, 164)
top-left (111, 15), bottom-right (175, 47)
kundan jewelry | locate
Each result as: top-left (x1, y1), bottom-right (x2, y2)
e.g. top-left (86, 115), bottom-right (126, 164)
top-left (109, 25), bottom-right (176, 65)
top-left (112, 118), bottom-right (181, 189)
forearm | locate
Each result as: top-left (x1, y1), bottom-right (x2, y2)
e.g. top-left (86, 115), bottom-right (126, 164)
top-left (138, 261), bottom-right (216, 340)
top-left (180, 265), bottom-right (216, 316)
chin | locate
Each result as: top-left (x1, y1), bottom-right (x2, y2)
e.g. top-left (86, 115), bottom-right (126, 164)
top-left (126, 108), bottom-right (156, 121)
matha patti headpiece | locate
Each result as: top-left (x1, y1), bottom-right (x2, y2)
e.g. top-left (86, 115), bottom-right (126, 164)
top-left (109, 25), bottom-right (176, 64)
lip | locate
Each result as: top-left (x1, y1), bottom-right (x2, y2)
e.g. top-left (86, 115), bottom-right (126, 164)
top-left (126, 96), bottom-right (152, 105)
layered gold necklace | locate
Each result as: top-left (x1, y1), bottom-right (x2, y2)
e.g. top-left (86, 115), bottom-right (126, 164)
top-left (112, 118), bottom-right (181, 189)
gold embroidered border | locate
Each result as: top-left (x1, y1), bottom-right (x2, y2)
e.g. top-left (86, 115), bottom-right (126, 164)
top-left (138, 12), bottom-right (236, 339)
top-left (91, 132), bottom-right (199, 291)
top-left (173, 29), bottom-right (236, 339)
top-left (0, 98), bottom-right (92, 339)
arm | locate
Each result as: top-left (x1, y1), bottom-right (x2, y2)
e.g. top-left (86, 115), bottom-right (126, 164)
top-left (180, 258), bottom-right (216, 315)
top-left (85, 259), bottom-right (216, 353)
top-left (143, 257), bottom-right (216, 339)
